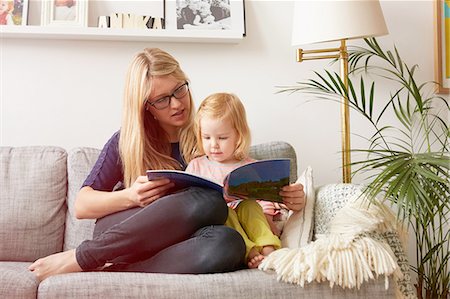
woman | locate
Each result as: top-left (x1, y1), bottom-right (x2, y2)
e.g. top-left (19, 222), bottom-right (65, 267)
top-left (29, 48), bottom-right (306, 281)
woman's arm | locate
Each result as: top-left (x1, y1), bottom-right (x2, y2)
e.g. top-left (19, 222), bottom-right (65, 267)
top-left (75, 176), bottom-right (174, 219)
top-left (74, 186), bottom-right (133, 219)
top-left (280, 182), bottom-right (306, 212)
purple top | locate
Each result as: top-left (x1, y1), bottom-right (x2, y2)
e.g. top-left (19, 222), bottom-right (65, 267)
top-left (82, 131), bottom-right (185, 192)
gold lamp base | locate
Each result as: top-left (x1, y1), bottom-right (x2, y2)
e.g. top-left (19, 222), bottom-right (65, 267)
top-left (297, 39), bottom-right (351, 183)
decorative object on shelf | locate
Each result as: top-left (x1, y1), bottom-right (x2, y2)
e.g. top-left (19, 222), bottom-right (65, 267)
top-left (109, 13), bottom-right (121, 28)
top-left (166, 0), bottom-right (245, 35)
top-left (290, 0), bottom-right (388, 183)
top-left (97, 16), bottom-right (109, 28)
top-left (0, 0), bottom-right (28, 25)
top-left (282, 37), bottom-right (450, 299)
top-left (435, 0), bottom-right (450, 94)
top-left (41, 0), bottom-right (88, 27)
top-left (99, 13), bottom-right (164, 29)
top-left (151, 17), bottom-right (164, 29)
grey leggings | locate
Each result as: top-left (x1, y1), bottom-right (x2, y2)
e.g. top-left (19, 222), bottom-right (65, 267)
top-left (75, 187), bottom-right (246, 274)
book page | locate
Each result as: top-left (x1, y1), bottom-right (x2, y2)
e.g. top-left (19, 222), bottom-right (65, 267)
top-left (224, 159), bottom-right (290, 202)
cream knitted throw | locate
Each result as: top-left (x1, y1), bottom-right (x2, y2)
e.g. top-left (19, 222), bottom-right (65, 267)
top-left (259, 193), bottom-right (402, 290)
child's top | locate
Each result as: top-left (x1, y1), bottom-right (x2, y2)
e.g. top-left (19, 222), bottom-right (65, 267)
top-left (186, 155), bottom-right (255, 189)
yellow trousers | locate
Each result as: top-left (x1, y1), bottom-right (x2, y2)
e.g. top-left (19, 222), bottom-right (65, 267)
top-left (225, 200), bottom-right (281, 259)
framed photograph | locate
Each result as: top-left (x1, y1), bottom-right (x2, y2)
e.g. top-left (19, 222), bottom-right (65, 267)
top-left (166, 0), bottom-right (245, 34)
top-left (435, 0), bottom-right (449, 94)
top-left (41, 0), bottom-right (88, 27)
top-left (0, 0), bottom-right (28, 25)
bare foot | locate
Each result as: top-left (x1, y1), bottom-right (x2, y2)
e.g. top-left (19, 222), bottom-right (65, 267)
top-left (261, 245), bottom-right (275, 257)
top-left (248, 254), bottom-right (265, 269)
top-left (246, 247), bottom-right (260, 268)
top-left (28, 249), bottom-right (82, 281)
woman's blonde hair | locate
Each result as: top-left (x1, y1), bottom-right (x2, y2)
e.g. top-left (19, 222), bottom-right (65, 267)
top-left (119, 48), bottom-right (196, 187)
top-left (194, 93), bottom-right (251, 160)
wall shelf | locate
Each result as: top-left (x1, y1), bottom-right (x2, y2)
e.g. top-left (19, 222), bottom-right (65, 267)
top-left (0, 26), bottom-right (244, 43)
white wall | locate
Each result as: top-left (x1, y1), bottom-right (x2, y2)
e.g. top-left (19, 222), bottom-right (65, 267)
top-left (1, 0), bottom-right (448, 284)
top-left (1, 1), bottom-right (443, 186)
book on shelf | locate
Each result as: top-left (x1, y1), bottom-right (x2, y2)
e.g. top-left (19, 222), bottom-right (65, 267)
top-left (146, 159), bottom-right (290, 203)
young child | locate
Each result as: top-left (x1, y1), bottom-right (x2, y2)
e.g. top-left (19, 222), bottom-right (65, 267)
top-left (0, 0), bottom-right (14, 25)
top-left (185, 92), bottom-right (281, 268)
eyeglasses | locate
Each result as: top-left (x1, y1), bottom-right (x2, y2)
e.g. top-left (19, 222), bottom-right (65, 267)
top-left (146, 82), bottom-right (189, 110)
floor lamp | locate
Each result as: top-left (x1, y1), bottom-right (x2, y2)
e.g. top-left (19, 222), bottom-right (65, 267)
top-left (292, 0), bottom-right (388, 183)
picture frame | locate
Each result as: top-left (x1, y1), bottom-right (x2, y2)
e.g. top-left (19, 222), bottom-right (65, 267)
top-left (0, 0), bottom-right (28, 25)
top-left (434, 0), bottom-right (449, 94)
top-left (41, 0), bottom-right (88, 27)
top-left (165, 0), bottom-right (245, 35)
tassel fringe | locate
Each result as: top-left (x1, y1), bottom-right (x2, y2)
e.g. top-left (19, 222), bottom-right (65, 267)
top-left (259, 193), bottom-right (403, 290)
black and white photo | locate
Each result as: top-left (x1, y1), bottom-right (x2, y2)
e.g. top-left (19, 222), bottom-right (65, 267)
top-left (176, 0), bottom-right (231, 30)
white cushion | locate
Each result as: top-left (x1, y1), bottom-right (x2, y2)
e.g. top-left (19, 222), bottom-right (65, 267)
top-left (280, 166), bottom-right (315, 248)
top-left (314, 183), bottom-right (362, 236)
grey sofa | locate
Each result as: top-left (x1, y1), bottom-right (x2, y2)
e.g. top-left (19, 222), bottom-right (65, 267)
top-left (0, 142), bottom-right (396, 299)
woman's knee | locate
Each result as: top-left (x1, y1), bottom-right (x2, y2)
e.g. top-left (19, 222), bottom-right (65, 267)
top-left (184, 187), bottom-right (228, 225)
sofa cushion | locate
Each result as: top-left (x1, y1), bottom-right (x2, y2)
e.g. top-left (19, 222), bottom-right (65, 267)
top-left (0, 261), bottom-right (39, 299)
top-left (64, 147), bottom-right (100, 250)
top-left (281, 166), bottom-right (315, 248)
top-left (0, 147), bottom-right (67, 261)
top-left (249, 141), bottom-right (298, 182)
top-left (37, 269), bottom-right (394, 299)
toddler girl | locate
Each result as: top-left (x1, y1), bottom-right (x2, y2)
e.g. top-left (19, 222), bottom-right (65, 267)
top-left (186, 92), bottom-right (281, 268)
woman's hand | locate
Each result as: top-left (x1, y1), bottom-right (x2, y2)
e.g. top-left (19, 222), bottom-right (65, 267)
top-left (280, 182), bottom-right (306, 212)
top-left (127, 176), bottom-right (175, 207)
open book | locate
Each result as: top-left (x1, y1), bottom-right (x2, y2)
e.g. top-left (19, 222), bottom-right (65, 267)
top-left (146, 159), bottom-right (291, 203)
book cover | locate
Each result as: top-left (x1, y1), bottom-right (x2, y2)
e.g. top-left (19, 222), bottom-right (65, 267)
top-left (146, 159), bottom-right (291, 203)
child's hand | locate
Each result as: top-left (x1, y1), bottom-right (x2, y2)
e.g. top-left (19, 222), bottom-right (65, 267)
top-left (280, 182), bottom-right (305, 211)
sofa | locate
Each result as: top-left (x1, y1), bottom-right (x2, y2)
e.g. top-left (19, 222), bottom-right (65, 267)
top-left (0, 142), bottom-right (407, 299)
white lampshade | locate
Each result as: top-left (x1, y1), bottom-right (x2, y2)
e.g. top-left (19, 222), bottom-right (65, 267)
top-left (292, 0), bottom-right (388, 46)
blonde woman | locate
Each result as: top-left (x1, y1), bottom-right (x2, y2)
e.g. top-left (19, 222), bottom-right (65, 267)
top-left (186, 93), bottom-right (303, 268)
top-left (29, 48), bottom-right (305, 281)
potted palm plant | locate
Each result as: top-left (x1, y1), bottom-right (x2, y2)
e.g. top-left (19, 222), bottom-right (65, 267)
top-left (282, 38), bottom-right (450, 299)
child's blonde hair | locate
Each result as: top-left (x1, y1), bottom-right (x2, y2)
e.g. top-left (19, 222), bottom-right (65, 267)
top-left (194, 93), bottom-right (251, 160)
top-left (3, 0), bottom-right (14, 13)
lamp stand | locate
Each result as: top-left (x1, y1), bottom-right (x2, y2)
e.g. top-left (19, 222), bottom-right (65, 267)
top-left (296, 39), bottom-right (351, 183)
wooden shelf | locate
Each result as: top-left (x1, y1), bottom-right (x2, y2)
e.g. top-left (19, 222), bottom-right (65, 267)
top-left (0, 25), bottom-right (244, 43)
